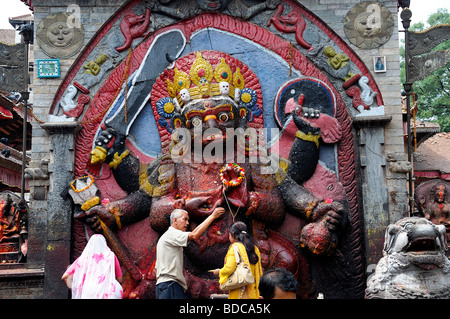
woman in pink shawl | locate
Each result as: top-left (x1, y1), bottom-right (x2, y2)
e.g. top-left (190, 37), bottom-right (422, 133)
top-left (61, 234), bottom-right (123, 299)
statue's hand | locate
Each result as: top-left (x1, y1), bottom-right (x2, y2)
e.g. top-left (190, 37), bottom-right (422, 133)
top-left (145, 0), bottom-right (160, 11)
top-left (292, 105), bottom-right (321, 135)
top-left (81, 205), bottom-right (117, 233)
top-left (300, 200), bottom-right (344, 255)
top-left (311, 200), bottom-right (344, 231)
top-left (185, 197), bottom-right (223, 219)
top-left (90, 127), bottom-right (126, 165)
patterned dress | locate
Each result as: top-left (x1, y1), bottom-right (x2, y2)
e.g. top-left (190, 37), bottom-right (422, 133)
top-left (64, 234), bottom-right (123, 299)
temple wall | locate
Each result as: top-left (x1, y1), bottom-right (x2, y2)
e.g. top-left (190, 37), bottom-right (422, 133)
top-left (6, 0), bottom-right (124, 299)
top-left (4, 0), bottom-right (408, 298)
top-left (301, 0), bottom-right (408, 268)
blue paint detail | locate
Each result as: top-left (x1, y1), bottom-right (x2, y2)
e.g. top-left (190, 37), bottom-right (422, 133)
top-left (128, 100), bottom-right (162, 157)
top-left (156, 97), bottom-right (176, 119)
top-left (158, 118), bottom-right (173, 133)
top-left (319, 144), bottom-right (336, 172)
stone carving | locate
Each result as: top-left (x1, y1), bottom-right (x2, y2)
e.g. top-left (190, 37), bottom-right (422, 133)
top-left (0, 192), bottom-right (28, 263)
top-left (358, 76), bottom-right (377, 106)
top-left (0, 42), bottom-right (27, 92)
top-left (83, 54), bottom-right (108, 76)
top-left (76, 51), bottom-right (347, 298)
top-left (365, 217), bottom-right (450, 299)
top-left (51, 0), bottom-right (379, 298)
top-left (36, 12), bottom-right (84, 58)
top-left (146, 0), bottom-right (280, 20)
top-left (341, 73), bottom-right (382, 116)
top-left (267, 4), bottom-right (312, 51)
top-left (344, 1), bottom-right (394, 49)
top-left (68, 174), bottom-right (100, 216)
top-left (116, 7), bottom-right (151, 52)
top-left (317, 47), bottom-right (380, 112)
top-left (24, 159), bottom-right (50, 180)
top-left (415, 180), bottom-right (450, 245)
top-left (386, 152), bottom-right (411, 174)
top-left (323, 46), bottom-right (354, 81)
top-left (51, 82), bottom-right (90, 121)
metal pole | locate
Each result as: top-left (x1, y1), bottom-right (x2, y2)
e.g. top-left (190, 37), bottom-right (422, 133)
top-left (401, 7), bottom-right (414, 215)
top-left (404, 84), bottom-right (413, 215)
top-left (21, 91), bottom-right (29, 200)
top-left (20, 26), bottom-right (32, 200)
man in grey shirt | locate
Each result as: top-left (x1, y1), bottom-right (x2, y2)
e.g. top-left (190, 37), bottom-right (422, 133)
top-left (155, 207), bottom-right (225, 299)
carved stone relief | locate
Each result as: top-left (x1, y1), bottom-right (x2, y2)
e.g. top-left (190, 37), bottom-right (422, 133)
top-left (36, 12), bottom-right (85, 58)
top-left (0, 43), bottom-right (27, 92)
top-left (366, 217), bottom-right (450, 299)
top-left (44, 0), bottom-right (393, 299)
top-left (344, 1), bottom-right (394, 49)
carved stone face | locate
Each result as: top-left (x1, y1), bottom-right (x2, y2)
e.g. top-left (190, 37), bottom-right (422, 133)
top-left (170, 96), bottom-right (242, 163)
top-left (196, 0), bottom-right (231, 11)
top-left (384, 217), bottom-right (447, 269)
top-left (37, 12), bottom-right (84, 58)
top-left (435, 185), bottom-right (446, 203)
top-left (354, 12), bottom-right (381, 38)
top-left (344, 1), bottom-right (394, 49)
top-left (47, 22), bottom-right (75, 48)
top-left (182, 96), bottom-right (238, 134)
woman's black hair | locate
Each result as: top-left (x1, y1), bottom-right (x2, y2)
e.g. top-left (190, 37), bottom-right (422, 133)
top-left (229, 221), bottom-right (259, 264)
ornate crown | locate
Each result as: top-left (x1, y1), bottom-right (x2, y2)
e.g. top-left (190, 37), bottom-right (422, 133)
top-left (154, 51), bottom-right (262, 126)
top-left (168, 52), bottom-right (245, 107)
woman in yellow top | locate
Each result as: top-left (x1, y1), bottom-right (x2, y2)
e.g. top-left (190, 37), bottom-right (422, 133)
top-left (213, 222), bottom-right (263, 299)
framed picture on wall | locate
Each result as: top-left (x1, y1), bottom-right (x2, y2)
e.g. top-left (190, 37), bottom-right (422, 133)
top-left (37, 59), bottom-right (60, 78)
top-left (373, 56), bottom-right (386, 73)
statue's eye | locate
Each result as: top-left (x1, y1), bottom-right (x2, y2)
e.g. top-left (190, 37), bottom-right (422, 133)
top-left (404, 222), bottom-right (414, 233)
top-left (218, 112), bottom-right (230, 122)
top-left (191, 116), bottom-right (202, 127)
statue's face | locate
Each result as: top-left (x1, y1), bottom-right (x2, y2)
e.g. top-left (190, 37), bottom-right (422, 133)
top-left (170, 95), bottom-right (255, 163)
top-left (436, 185), bottom-right (446, 203)
top-left (182, 96), bottom-right (238, 144)
top-left (196, 0), bottom-right (231, 11)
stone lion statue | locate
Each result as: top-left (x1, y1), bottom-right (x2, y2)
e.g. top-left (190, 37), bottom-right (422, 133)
top-left (365, 217), bottom-right (450, 299)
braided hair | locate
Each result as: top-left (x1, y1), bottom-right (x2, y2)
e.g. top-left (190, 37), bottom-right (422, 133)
top-left (229, 222), bottom-right (259, 265)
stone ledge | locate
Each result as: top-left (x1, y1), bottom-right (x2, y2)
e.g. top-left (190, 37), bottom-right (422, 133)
top-left (353, 115), bottom-right (393, 128)
top-left (0, 266), bottom-right (44, 278)
top-left (40, 122), bottom-right (81, 135)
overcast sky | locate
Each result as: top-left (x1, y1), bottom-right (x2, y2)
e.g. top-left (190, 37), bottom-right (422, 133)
top-left (405, 0), bottom-right (449, 25)
top-left (0, 0), bottom-right (31, 29)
